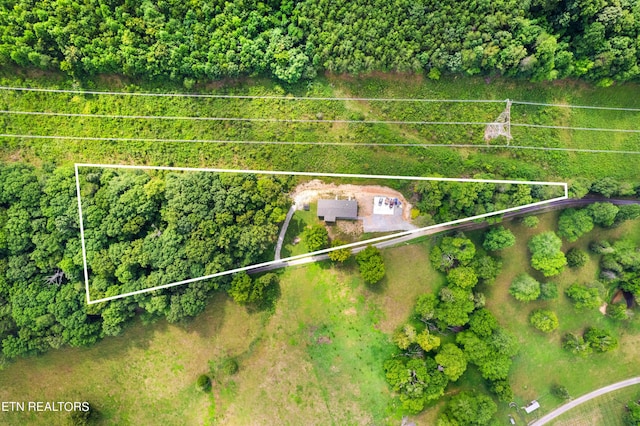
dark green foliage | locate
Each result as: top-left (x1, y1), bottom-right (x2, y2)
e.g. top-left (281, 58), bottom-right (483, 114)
top-left (468, 309), bottom-right (498, 338)
top-left (540, 282), bottom-right (559, 300)
top-left (558, 208), bottom-right (594, 242)
top-left (471, 255), bottom-right (503, 286)
top-left (566, 248), bottom-right (589, 268)
top-left (624, 399), bottom-right (640, 426)
top-left (436, 287), bottom-right (475, 327)
top-left (303, 225), bottom-right (329, 252)
top-left (528, 232), bottom-right (567, 277)
top-left (456, 329), bottom-right (518, 381)
top-left (416, 181), bottom-right (537, 224)
top-left (551, 384), bottom-right (571, 400)
top-left (584, 327), bottom-right (618, 352)
top-left (587, 202), bottom-right (620, 227)
top-left (0, 165), bottom-right (291, 359)
top-left (68, 403), bottom-right (93, 426)
top-left (590, 178), bottom-right (619, 198)
top-left (607, 302), bottom-right (629, 321)
top-left (563, 332), bottom-right (593, 357)
top-left (509, 274), bottom-right (541, 302)
top-left (616, 205), bottom-right (640, 224)
top-left (439, 391), bottom-right (497, 426)
top-left (228, 272), bottom-right (279, 306)
top-left (529, 309), bottom-right (559, 333)
top-left (430, 236), bottom-right (476, 272)
top-left (196, 374), bottom-right (211, 392)
top-left (1, 0), bottom-right (640, 83)
top-left (483, 226), bottom-right (516, 251)
top-left (489, 379), bottom-right (514, 402)
top-left (565, 283), bottom-right (602, 310)
top-left (355, 246), bottom-right (386, 284)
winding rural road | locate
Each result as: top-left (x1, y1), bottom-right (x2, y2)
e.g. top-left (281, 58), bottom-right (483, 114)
top-left (530, 377), bottom-right (640, 425)
top-left (251, 197), bottom-right (640, 275)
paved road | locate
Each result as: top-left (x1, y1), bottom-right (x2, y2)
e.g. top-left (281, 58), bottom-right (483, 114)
top-left (250, 197), bottom-right (640, 275)
top-left (274, 205), bottom-right (296, 260)
top-left (530, 377), bottom-right (640, 425)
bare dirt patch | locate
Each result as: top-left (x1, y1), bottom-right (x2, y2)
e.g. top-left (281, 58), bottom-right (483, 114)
top-left (291, 179), bottom-right (413, 221)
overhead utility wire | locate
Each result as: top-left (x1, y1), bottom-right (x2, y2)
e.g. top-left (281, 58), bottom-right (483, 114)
top-left (2, 86), bottom-right (640, 111)
top-left (2, 133), bottom-right (640, 155)
top-left (2, 109), bottom-right (639, 133)
top-left (0, 110), bottom-right (490, 126)
top-left (511, 100), bottom-right (640, 112)
top-left (0, 86), bottom-right (504, 103)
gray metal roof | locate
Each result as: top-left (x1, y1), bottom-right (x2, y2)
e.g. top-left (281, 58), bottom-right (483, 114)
top-left (317, 199), bottom-right (358, 222)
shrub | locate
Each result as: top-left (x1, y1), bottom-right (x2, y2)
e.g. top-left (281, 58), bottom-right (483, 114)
top-left (303, 224), bottom-right (329, 252)
top-left (509, 274), bottom-right (541, 302)
top-left (196, 374), bottom-right (211, 392)
top-left (221, 358), bottom-right (239, 375)
top-left (551, 384), bottom-right (571, 400)
top-left (562, 332), bottom-right (592, 356)
top-left (566, 248), bottom-right (589, 268)
top-left (584, 327), bottom-right (618, 352)
top-left (528, 232), bottom-right (567, 277)
top-left (529, 309), bottom-right (559, 333)
top-left (483, 226), bottom-right (516, 251)
top-left (356, 245), bottom-right (386, 284)
top-left (607, 302), bottom-right (629, 321)
top-left (522, 216), bottom-right (539, 228)
top-left (565, 284), bottom-right (601, 310)
top-left (540, 282), bottom-right (558, 300)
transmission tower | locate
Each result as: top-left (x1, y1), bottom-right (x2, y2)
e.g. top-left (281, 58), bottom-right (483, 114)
top-left (484, 99), bottom-right (512, 144)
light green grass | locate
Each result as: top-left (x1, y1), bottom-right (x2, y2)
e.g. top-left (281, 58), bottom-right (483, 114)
top-left (481, 215), bottom-right (640, 424)
top-left (280, 204), bottom-right (321, 258)
top-left (549, 385), bottom-right (640, 426)
top-left (1, 70), bottom-right (640, 182)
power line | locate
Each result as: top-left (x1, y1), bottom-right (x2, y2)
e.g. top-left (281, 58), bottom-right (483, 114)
top-left (0, 85), bottom-right (506, 103)
top-left (512, 123), bottom-right (640, 133)
top-left (2, 85), bottom-right (639, 112)
top-left (512, 100), bottom-right (640, 112)
top-left (2, 109), bottom-right (638, 133)
top-left (0, 110), bottom-right (491, 126)
top-left (2, 133), bottom-right (640, 155)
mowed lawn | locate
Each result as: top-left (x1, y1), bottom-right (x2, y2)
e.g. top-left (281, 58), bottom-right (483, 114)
top-left (480, 213), bottom-right (640, 424)
top-left (549, 384), bottom-right (640, 426)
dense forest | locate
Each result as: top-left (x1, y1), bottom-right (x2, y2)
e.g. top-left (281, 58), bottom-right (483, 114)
top-left (0, 164), bottom-right (292, 360)
top-left (0, 0), bottom-right (638, 85)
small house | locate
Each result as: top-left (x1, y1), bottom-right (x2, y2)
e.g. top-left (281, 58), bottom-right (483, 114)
top-left (317, 199), bottom-right (358, 223)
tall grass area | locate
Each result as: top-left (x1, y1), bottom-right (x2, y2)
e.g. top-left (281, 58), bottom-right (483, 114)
top-left (1, 69), bottom-right (639, 181)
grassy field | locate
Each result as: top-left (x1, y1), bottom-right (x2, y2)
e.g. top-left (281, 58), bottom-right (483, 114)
top-left (0, 239), bottom-right (441, 425)
top-left (479, 213), bottom-right (640, 425)
top-left (549, 385), bottom-right (640, 426)
top-left (1, 69), bottom-right (639, 183)
top-left (0, 209), bottom-right (638, 424)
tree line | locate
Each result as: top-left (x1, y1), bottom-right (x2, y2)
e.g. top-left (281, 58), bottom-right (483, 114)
top-left (0, 164), bottom-right (292, 360)
top-left (0, 0), bottom-right (639, 85)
